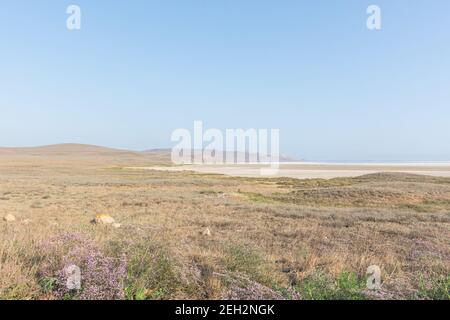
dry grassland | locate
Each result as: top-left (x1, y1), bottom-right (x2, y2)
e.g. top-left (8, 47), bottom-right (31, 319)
top-left (0, 146), bottom-right (448, 300)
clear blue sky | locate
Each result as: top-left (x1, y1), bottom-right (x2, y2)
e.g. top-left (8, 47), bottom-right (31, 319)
top-left (1, 0), bottom-right (449, 161)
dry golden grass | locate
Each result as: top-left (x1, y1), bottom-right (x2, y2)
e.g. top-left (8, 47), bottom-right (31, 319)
top-left (0, 148), bottom-right (448, 300)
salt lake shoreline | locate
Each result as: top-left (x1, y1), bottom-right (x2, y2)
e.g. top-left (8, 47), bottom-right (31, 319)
top-left (130, 162), bottom-right (450, 179)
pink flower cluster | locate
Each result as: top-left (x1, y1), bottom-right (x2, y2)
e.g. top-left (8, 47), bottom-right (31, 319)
top-left (40, 232), bottom-right (127, 300)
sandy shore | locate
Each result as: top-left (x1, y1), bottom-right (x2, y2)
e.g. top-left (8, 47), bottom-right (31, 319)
top-left (133, 162), bottom-right (450, 179)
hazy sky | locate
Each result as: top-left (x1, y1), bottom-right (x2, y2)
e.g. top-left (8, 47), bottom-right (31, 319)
top-left (1, 1), bottom-right (449, 161)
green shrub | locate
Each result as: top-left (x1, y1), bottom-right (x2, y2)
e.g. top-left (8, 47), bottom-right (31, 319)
top-left (417, 274), bottom-right (450, 300)
top-left (125, 242), bottom-right (179, 300)
top-left (295, 270), bottom-right (366, 300)
top-left (224, 245), bottom-right (266, 282)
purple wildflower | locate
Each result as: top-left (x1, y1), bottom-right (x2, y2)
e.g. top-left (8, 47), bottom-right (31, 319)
top-left (40, 232), bottom-right (127, 300)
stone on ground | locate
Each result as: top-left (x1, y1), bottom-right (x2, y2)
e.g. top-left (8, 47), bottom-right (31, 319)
top-left (93, 214), bottom-right (116, 225)
top-left (3, 214), bottom-right (16, 222)
top-left (201, 227), bottom-right (211, 236)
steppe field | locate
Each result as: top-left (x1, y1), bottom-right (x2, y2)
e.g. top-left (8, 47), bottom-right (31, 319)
top-left (0, 144), bottom-right (449, 300)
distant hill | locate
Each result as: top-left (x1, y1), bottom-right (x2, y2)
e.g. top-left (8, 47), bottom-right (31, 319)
top-left (142, 148), bottom-right (172, 153)
top-left (0, 144), bottom-right (296, 163)
top-left (0, 143), bottom-right (139, 156)
top-left (0, 144), bottom-right (173, 165)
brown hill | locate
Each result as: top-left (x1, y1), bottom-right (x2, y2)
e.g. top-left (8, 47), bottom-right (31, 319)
top-left (0, 143), bottom-right (139, 156)
top-left (0, 144), bottom-right (173, 165)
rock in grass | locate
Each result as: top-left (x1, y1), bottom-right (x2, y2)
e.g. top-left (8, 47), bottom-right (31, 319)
top-left (201, 227), bottom-right (211, 236)
top-left (3, 214), bottom-right (16, 222)
top-left (93, 214), bottom-right (116, 225)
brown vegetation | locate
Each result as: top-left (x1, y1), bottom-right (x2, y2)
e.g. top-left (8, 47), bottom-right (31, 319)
top-left (0, 145), bottom-right (448, 300)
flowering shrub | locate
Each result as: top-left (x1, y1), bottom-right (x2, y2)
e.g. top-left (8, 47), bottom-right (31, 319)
top-left (39, 232), bottom-right (127, 300)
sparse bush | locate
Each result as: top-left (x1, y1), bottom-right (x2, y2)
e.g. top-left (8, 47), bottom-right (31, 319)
top-left (199, 190), bottom-right (223, 196)
top-left (124, 241), bottom-right (180, 300)
top-left (295, 270), bottom-right (366, 300)
top-left (295, 270), bottom-right (334, 300)
top-left (0, 237), bottom-right (40, 299)
top-left (417, 274), bottom-right (450, 300)
top-left (224, 245), bottom-right (266, 282)
top-left (222, 244), bottom-right (288, 299)
top-left (224, 275), bottom-right (284, 300)
top-left (333, 271), bottom-right (366, 300)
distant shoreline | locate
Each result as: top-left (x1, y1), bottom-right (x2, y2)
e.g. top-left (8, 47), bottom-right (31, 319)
top-left (278, 161), bottom-right (450, 166)
top-left (133, 162), bottom-right (450, 179)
